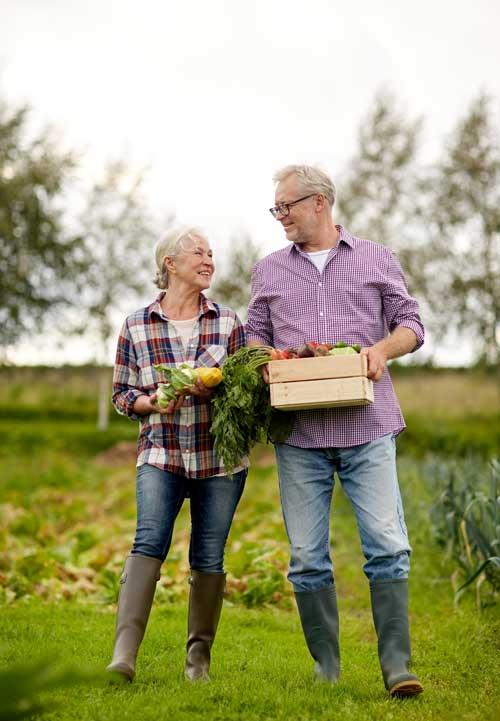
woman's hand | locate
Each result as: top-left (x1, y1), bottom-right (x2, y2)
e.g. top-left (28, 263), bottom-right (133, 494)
top-left (186, 377), bottom-right (215, 399)
top-left (133, 392), bottom-right (186, 415)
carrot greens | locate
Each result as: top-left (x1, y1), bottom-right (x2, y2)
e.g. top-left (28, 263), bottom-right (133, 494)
top-left (210, 347), bottom-right (294, 473)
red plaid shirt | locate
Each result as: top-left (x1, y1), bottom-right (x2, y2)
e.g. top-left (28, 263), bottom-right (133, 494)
top-left (113, 293), bottom-right (246, 478)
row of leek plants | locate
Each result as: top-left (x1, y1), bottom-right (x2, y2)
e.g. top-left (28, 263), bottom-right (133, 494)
top-left (428, 457), bottom-right (499, 608)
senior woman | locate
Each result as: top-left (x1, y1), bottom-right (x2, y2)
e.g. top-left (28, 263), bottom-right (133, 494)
top-left (106, 226), bottom-right (247, 682)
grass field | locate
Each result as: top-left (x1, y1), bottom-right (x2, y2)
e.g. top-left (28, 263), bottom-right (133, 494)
top-left (0, 366), bottom-right (499, 720)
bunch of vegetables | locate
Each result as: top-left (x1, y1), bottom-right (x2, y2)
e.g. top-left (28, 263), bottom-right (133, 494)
top-left (210, 347), bottom-right (294, 473)
top-left (270, 341), bottom-right (362, 359)
top-left (153, 362), bottom-right (223, 408)
top-left (154, 340), bottom-right (361, 472)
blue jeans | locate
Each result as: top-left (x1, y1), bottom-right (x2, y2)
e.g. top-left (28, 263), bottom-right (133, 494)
top-left (275, 434), bottom-right (411, 592)
top-left (132, 464), bottom-right (247, 572)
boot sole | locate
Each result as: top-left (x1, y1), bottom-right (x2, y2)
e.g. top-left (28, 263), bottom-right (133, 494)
top-left (389, 680), bottom-right (423, 698)
top-left (106, 663), bottom-right (134, 682)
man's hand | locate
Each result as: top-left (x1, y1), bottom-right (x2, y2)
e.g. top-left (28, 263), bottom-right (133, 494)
top-left (261, 363), bottom-right (270, 384)
top-left (247, 340), bottom-right (270, 384)
top-left (360, 346), bottom-right (387, 382)
top-left (361, 327), bottom-right (418, 381)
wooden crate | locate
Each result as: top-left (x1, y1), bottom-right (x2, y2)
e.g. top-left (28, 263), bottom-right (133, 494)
top-left (269, 355), bottom-right (374, 411)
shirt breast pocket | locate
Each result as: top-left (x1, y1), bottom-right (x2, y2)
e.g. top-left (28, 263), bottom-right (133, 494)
top-left (196, 344), bottom-right (227, 368)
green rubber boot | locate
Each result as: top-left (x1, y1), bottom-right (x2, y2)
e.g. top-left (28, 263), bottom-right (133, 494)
top-left (370, 579), bottom-right (423, 698)
top-left (185, 570), bottom-right (226, 681)
top-left (295, 585), bottom-right (340, 682)
top-left (106, 555), bottom-right (161, 682)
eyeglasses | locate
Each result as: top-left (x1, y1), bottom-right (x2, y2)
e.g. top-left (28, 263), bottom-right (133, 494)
top-left (269, 193), bottom-right (316, 219)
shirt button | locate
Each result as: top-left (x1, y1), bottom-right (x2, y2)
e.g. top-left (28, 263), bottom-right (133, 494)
top-left (320, 312), bottom-right (324, 317)
top-left (185, 449), bottom-right (190, 453)
top-left (318, 282), bottom-right (322, 287)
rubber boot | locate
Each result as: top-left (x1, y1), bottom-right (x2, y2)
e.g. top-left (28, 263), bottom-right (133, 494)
top-left (106, 554), bottom-right (162, 681)
top-left (370, 579), bottom-right (423, 698)
top-left (294, 585), bottom-right (340, 682)
top-left (185, 570), bottom-right (226, 681)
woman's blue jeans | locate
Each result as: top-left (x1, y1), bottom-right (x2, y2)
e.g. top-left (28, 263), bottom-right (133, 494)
top-left (275, 434), bottom-right (411, 592)
top-left (132, 464), bottom-right (247, 573)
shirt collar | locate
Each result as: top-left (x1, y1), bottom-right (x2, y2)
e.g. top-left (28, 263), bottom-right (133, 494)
top-left (288, 224), bottom-right (355, 255)
top-left (148, 292), bottom-right (219, 319)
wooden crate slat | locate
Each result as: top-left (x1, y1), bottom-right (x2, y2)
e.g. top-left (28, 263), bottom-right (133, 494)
top-left (268, 354), bottom-right (367, 383)
top-left (270, 377), bottom-right (374, 411)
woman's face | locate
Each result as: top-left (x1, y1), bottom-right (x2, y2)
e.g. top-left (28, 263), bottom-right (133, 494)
top-left (170, 235), bottom-right (215, 291)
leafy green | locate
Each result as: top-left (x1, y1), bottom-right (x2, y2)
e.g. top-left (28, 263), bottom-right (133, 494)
top-left (154, 363), bottom-right (198, 406)
top-left (210, 347), bottom-right (294, 473)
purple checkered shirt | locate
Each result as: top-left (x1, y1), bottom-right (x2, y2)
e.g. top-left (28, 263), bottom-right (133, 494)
top-left (113, 293), bottom-right (246, 478)
top-left (246, 225), bottom-right (425, 448)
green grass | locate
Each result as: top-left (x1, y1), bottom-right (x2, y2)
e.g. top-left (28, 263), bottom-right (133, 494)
top-left (1, 367), bottom-right (499, 719)
top-left (1, 456), bottom-right (500, 719)
top-left (1, 575), bottom-right (499, 720)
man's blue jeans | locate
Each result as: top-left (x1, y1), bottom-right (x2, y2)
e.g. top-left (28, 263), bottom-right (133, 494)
top-left (132, 464), bottom-right (247, 572)
top-left (274, 434), bottom-right (411, 592)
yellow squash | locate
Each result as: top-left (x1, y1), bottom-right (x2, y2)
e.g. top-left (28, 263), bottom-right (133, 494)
top-left (196, 367), bottom-right (223, 388)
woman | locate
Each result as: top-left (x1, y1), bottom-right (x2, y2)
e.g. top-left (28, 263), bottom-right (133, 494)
top-left (107, 226), bottom-right (247, 682)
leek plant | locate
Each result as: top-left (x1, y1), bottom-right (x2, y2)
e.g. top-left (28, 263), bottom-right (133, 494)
top-left (430, 458), bottom-right (500, 608)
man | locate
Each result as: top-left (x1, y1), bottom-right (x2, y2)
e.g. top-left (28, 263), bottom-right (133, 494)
top-left (246, 164), bottom-right (424, 698)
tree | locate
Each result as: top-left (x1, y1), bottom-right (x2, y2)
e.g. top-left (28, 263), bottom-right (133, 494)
top-left (427, 94), bottom-right (500, 365)
top-left (76, 160), bottom-right (157, 428)
top-left (210, 232), bottom-right (261, 321)
top-left (0, 98), bottom-right (81, 347)
top-left (336, 91), bottom-right (426, 293)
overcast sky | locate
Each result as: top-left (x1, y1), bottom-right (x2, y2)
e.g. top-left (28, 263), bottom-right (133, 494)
top-left (2, 0), bottom-right (499, 364)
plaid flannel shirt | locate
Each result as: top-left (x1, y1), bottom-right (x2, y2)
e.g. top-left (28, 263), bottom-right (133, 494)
top-left (113, 293), bottom-right (246, 478)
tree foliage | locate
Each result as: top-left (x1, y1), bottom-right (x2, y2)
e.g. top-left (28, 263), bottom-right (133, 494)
top-left (428, 94), bottom-right (500, 364)
top-left (337, 90), bottom-right (500, 365)
top-left (336, 92), bottom-right (428, 295)
top-left (0, 99), bottom-right (81, 346)
top-left (76, 160), bottom-right (156, 363)
top-left (210, 232), bottom-right (261, 320)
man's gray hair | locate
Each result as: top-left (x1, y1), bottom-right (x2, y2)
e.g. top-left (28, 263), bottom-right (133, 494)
top-left (154, 225), bottom-right (205, 289)
top-left (273, 164), bottom-right (336, 207)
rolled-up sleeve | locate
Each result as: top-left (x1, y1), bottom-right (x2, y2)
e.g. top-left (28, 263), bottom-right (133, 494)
top-left (382, 251), bottom-right (425, 351)
top-left (112, 320), bottom-right (145, 419)
top-left (246, 263), bottom-right (273, 346)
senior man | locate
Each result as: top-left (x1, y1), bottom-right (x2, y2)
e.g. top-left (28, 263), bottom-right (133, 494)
top-left (246, 164), bottom-right (424, 698)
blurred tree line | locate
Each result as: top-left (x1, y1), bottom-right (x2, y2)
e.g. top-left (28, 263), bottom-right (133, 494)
top-left (1, 91), bottom-right (499, 366)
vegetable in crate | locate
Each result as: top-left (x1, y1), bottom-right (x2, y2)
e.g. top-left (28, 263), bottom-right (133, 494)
top-left (210, 346), bottom-right (294, 473)
top-left (328, 341), bottom-right (361, 356)
top-left (153, 362), bottom-right (223, 408)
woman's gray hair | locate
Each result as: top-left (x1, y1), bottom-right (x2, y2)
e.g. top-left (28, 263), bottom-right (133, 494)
top-left (154, 225), bottom-right (205, 289)
top-left (273, 164), bottom-right (336, 207)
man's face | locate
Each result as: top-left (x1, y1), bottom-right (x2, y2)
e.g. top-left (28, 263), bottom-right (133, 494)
top-left (274, 174), bottom-right (317, 244)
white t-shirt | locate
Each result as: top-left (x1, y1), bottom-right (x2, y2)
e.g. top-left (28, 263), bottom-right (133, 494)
top-left (169, 316), bottom-right (198, 350)
top-left (306, 249), bottom-right (330, 273)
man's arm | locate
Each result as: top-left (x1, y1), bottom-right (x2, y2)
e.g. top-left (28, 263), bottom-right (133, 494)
top-left (361, 327), bottom-right (418, 382)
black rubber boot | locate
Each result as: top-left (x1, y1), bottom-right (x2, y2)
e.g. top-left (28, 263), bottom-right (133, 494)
top-left (370, 579), bottom-right (423, 698)
top-left (106, 555), bottom-right (161, 682)
top-left (185, 570), bottom-right (226, 681)
top-left (294, 585), bottom-right (340, 682)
